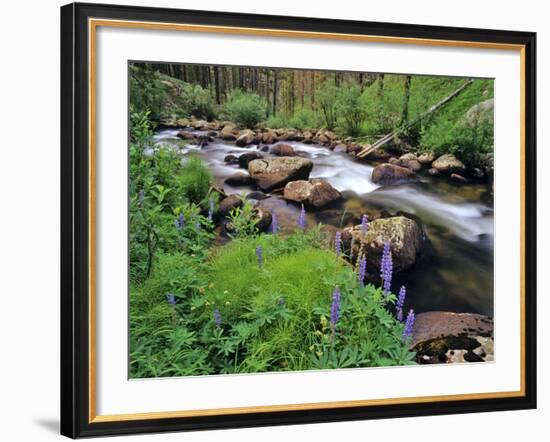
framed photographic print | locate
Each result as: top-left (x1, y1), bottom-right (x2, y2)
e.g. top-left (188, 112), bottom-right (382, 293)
top-left (60, 2), bottom-right (537, 438)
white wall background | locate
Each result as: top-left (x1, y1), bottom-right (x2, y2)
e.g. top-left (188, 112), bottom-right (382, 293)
top-left (0, 0), bottom-right (546, 440)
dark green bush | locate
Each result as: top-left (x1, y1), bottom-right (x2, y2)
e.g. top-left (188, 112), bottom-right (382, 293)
top-left (225, 90), bottom-right (266, 128)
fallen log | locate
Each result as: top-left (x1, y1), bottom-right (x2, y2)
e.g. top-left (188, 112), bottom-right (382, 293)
top-left (357, 79), bottom-right (475, 158)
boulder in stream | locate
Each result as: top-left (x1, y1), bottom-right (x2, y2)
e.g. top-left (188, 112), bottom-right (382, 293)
top-left (371, 163), bottom-right (416, 185)
top-left (176, 131), bottom-right (196, 141)
top-left (411, 311), bottom-right (493, 364)
top-left (248, 157), bottom-right (314, 192)
top-left (235, 129), bottom-right (256, 147)
top-left (219, 194), bottom-right (243, 216)
top-left (224, 173), bottom-right (252, 186)
top-left (283, 179), bottom-right (342, 208)
top-left (432, 154), bottom-right (466, 174)
top-left (341, 216), bottom-right (424, 273)
top-left (238, 151), bottom-right (264, 169)
top-left (271, 143), bottom-right (296, 156)
top-left (220, 124), bottom-right (237, 141)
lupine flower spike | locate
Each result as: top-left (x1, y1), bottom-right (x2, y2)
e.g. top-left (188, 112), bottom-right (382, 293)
top-left (380, 242), bottom-right (393, 294)
top-left (138, 189), bottom-right (145, 207)
top-left (361, 214), bottom-right (369, 235)
top-left (270, 211), bottom-right (278, 234)
top-left (334, 231), bottom-right (342, 257)
top-left (357, 255), bottom-right (367, 286)
top-left (213, 308), bottom-right (222, 329)
top-left (297, 204), bottom-right (306, 230)
top-left (403, 309), bottom-right (415, 338)
top-left (166, 293), bottom-right (176, 306)
top-left (396, 286), bottom-right (407, 322)
top-left (330, 287), bottom-right (341, 335)
top-left (175, 211), bottom-right (185, 229)
top-left (208, 197), bottom-right (215, 221)
top-left (256, 245), bottom-right (263, 266)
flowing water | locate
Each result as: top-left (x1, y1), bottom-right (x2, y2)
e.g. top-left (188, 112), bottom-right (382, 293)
top-left (153, 129), bottom-right (494, 316)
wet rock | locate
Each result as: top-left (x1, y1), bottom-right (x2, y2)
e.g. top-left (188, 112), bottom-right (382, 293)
top-left (450, 173), bottom-right (468, 183)
top-left (224, 173), bottom-right (252, 186)
top-left (371, 163), bottom-right (416, 185)
top-left (397, 153), bottom-right (423, 172)
top-left (341, 216), bottom-right (424, 273)
top-left (414, 336), bottom-right (482, 364)
top-left (418, 152), bottom-right (435, 165)
top-left (219, 194), bottom-right (243, 216)
top-left (204, 121), bottom-right (220, 131)
top-left (220, 124), bottom-right (237, 141)
top-left (333, 144), bottom-right (348, 153)
top-left (246, 191), bottom-right (268, 201)
top-left (411, 312), bottom-right (493, 347)
top-left (192, 119), bottom-right (208, 130)
top-left (271, 143), bottom-right (296, 156)
top-left (302, 131), bottom-right (313, 144)
top-left (224, 154), bottom-right (238, 164)
top-left (196, 135), bottom-right (212, 148)
top-left (432, 154), bottom-right (466, 174)
top-left (176, 131), bottom-right (196, 141)
top-left (283, 179), bottom-right (342, 208)
top-left (259, 145), bottom-right (269, 152)
top-left (235, 129), bottom-right (256, 147)
top-left (248, 157), bottom-right (314, 192)
top-left (238, 151), bottom-right (264, 169)
top-left (261, 129), bottom-right (277, 144)
top-left (427, 168), bottom-right (440, 176)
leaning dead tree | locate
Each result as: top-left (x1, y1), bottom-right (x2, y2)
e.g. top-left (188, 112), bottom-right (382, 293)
top-left (357, 79), bottom-right (475, 159)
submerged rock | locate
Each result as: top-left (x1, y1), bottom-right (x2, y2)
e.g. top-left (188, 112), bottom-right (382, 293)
top-left (248, 157), bottom-right (314, 192)
top-left (432, 154), bottom-right (466, 174)
top-left (223, 154), bottom-right (238, 164)
top-left (176, 131), bottom-right (196, 140)
top-left (371, 163), bottom-right (416, 185)
top-left (283, 179), bottom-right (342, 208)
top-left (341, 216), bottom-right (424, 273)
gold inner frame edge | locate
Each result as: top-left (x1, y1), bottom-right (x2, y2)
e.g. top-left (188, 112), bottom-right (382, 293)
top-left (87, 18), bottom-right (527, 424)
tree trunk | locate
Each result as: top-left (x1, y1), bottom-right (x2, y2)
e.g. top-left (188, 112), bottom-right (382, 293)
top-left (272, 70), bottom-right (278, 116)
top-left (214, 66), bottom-right (221, 104)
top-left (401, 75), bottom-right (412, 126)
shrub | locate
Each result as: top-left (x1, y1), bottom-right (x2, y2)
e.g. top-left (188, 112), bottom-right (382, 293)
top-left (178, 156), bottom-right (212, 204)
top-left (288, 107), bottom-right (321, 130)
top-left (335, 82), bottom-right (366, 137)
top-left (316, 81), bottom-right (338, 130)
top-left (225, 90), bottom-right (266, 128)
top-left (180, 83), bottom-right (217, 120)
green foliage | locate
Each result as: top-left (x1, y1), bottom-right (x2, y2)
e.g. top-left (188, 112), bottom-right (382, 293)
top-left (335, 82), bottom-right (366, 137)
top-left (316, 81), bottom-right (338, 130)
top-left (178, 156), bottom-right (212, 205)
top-left (129, 64), bottom-right (167, 120)
top-left (178, 82), bottom-right (217, 120)
top-left (225, 90), bottom-right (266, 128)
top-left (227, 198), bottom-right (259, 238)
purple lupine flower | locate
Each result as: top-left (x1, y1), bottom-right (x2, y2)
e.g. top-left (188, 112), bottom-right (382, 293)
top-left (360, 214), bottom-right (369, 234)
top-left (208, 197), bottom-right (215, 221)
top-left (256, 245), bottom-right (263, 266)
top-left (380, 242), bottom-right (393, 294)
top-left (166, 293), bottom-right (176, 306)
top-left (297, 204), bottom-right (306, 230)
top-left (403, 309), bottom-right (415, 338)
top-left (138, 189), bottom-right (145, 207)
top-left (396, 286), bottom-right (407, 321)
top-left (213, 308), bottom-right (222, 329)
top-left (330, 287), bottom-right (341, 333)
top-left (270, 211), bottom-right (278, 234)
top-left (175, 211), bottom-right (185, 229)
top-left (334, 231), bottom-right (342, 257)
top-left (357, 255), bottom-right (367, 286)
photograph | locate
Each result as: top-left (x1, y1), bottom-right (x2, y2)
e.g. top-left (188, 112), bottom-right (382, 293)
top-left (128, 61), bottom-right (495, 378)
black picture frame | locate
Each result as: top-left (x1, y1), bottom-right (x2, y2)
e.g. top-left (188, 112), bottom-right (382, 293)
top-left (60, 2), bottom-right (537, 438)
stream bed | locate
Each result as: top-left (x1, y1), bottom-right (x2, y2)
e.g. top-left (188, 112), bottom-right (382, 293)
top-left (153, 128), bottom-right (494, 317)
